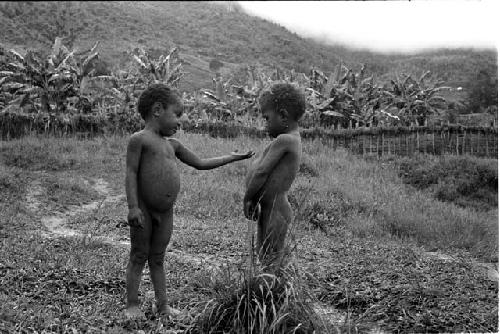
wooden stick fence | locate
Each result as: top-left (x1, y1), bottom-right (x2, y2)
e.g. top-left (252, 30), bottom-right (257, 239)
top-left (1, 111), bottom-right (498, 158)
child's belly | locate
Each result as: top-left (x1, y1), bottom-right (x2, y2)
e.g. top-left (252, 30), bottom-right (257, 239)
top-left (138, 157), bottom-right (180, 213)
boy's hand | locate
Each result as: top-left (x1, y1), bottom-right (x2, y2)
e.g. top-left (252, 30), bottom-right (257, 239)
top-left (231, 150), bottom-right (255, 161)
top-left (244, 200), bottom-right (260, 221)
top-left (128, 207), bottom-right (145, 229)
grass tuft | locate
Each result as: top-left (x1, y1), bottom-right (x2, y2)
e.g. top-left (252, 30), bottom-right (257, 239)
top-left (190, 263), bottom-right (327, 334)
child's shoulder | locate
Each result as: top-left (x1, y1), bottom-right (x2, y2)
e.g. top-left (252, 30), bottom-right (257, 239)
top-left (129, 130), bottom-right (147, 142)
top-left (269, 133), bottom-right (300, 155)
top-left (274, 133), bottom-right (301, 146)
top-left (128, 130), bottom-right (157, 147)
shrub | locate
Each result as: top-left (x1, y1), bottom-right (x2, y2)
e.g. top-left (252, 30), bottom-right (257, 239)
top-left (190, 264), bottom-right (326, 334)
top-left (396, 154), bottom-right (498, 211)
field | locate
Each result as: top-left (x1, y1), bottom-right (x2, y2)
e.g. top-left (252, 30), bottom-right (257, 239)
top-left (0, 131), bottom-right (497, 333)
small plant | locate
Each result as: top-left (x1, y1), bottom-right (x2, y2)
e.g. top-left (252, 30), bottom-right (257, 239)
top-left (189, 263), bottom-right (326, 334)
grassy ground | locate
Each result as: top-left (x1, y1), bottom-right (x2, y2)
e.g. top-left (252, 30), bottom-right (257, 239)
top-left (0, 132), bottom-right (497, 333)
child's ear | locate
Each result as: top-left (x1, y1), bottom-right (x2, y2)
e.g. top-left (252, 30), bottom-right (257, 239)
top-left (152, 102), bottom-right (162, 117)
top-left (278, 108), bottom-right (289, 121)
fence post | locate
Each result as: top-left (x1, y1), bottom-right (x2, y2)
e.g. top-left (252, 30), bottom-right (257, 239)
top-left (362, 135), bottom-right (365, 155)
top-left (394, 134), bottom-right (398, 155)
top-left (432, 131), bottom-right (435, 154)
top-left (369, 134), bottom-right (372, 155)
top-left (416, 130), bottom-right (420, 153)
top-left (477, 130), bottom-right (480, 155)
top-left (405, 133), bottom-right (408, 155)
top-left (424, 129), bottom-right (428, 154)
top-left (376, 133), bottom-right (380, 157)
top-left (486, 133), bottom-right (489, 157)
top-left (447, 129), bottom-right (450, 155)
top-left (463, 129), bottom-right (466, 155)
top-left (382, 132), bottom-right (385, 155)
top-left (386, 134), bottom-right (389, 155)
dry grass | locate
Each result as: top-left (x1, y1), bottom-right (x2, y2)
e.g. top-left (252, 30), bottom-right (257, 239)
top-left (0, 132), bottom-right (497, 333)
top-left (1, 132), bottom-right (496, 258)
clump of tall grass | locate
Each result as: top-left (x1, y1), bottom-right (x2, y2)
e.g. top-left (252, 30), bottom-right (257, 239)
top-left (189, 262), bottom-right (326, 334)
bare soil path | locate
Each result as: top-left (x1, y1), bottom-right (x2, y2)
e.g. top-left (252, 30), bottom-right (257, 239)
top-left (22, 174), bottom-right (497, 333)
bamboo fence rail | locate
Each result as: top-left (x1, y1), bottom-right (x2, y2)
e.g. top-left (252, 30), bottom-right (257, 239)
top-left (1, 111), bottom-right (497, 158)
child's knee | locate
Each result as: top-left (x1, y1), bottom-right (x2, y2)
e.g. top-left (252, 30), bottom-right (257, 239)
top-left (148, 251), bottom-right (166, 267)
top-left (130, 250), bottom-right (148, 265)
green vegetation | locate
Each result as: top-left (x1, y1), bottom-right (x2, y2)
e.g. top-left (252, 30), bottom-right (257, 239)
top-left (0, 1), bottom-right (497, 105)
top-left (391, 154), bottom-right (498, 211)
top-left (1, 2), bottom-right (497, 130)
top-left (0, 2), bottom-right (497, 332)
top-left (0, 133), bottom-right (497, 332)
top-left (2, 36), bottom-right (492, 134)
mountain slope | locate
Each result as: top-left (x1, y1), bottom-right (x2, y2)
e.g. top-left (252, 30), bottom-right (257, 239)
top-left (0, 1), bottom-right (496, 92)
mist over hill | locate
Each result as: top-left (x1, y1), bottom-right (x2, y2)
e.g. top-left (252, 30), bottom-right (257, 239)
top-left (0, 1), bottom-right (497, 93)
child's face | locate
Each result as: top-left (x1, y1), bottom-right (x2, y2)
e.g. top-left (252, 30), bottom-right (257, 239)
top-left (156, 101), bottom-right (183, 137)
top-left (261, 103), bottom-right (286, 138)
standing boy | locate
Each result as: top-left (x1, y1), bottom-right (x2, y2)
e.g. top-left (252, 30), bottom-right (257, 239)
top-left (125, 83), bottom-right (253, 319)
top-left (244, 83), bottom-right (305, 271)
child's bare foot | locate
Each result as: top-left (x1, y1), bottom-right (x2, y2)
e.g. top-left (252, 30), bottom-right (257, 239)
top-left (124, 305), bottom-right (145, 320)
top-left (154, 303), bottom-right (171, 324)
top-left (155, 303), bottom-right (183, 322)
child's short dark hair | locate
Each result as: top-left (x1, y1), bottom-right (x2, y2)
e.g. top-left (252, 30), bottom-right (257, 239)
top-left (259, 83), bottom-right (305, 121)
top-left (137, 83), bottom-right (180, 120)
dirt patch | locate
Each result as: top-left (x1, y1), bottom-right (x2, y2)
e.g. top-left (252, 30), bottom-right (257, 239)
top-left (26, 176), bottom-right (228, 269)
top-left (25, 179), bottom-right (44, 212)
top-left (24, 175), bottom-right (352, 329)
top-left (423, 251), bottom-right (498, 282)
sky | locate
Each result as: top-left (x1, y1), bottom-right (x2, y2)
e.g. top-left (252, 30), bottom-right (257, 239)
top-left (238, 1), bottom-right (499, 54)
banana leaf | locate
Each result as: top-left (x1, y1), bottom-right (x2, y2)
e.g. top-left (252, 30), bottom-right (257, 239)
top-left (317, 98), bottom-right (336, 110)
top-left (133, 55), bottom-right (148, 70)
top-left (0, 71), bottom-right (15, 77)
top-left (74, 41), bottom-right (100, 57)
top-left (7, 62), bottom-right (25, 71)
top-left (418, 71), bottom-right (431, 85)
top-left (82, 52), bottom-right (99, 76)
top-left (19, 94), bottom-right (31, 107)
top-left (3, 82), bottom-right (24, 90)
top-left (322, 110), bottom-right (345, 118)
top-left (8, 49), bottom-right (24, 62)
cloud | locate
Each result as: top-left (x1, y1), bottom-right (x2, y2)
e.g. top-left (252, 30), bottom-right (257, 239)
top-left (238, 0), bottom-right (499, 52)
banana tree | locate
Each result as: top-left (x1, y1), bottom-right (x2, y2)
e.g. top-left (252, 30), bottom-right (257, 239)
top-left (2, 48), bottom-right (62, 113)
top-left (308, 63), bottom-right (379, 127)
top-left (1, 38), bottom-right (104, 114)
top-left (380, 71), bottom-right (450, 125)
top-left (132, 47), bottom-right (185, 87)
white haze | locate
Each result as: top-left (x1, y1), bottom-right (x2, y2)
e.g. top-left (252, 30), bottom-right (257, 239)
top-left (238, 0), bottom-right (499, 54)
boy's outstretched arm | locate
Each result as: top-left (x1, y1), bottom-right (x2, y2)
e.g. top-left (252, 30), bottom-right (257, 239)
top-left (168, 138), bottom-right (254, 170)
top-left (125, 135), bottom-right (144, 228)
top-left (243, 135), bottom-right (289, 207)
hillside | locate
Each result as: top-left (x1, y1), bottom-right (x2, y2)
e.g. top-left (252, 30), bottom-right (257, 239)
top-left (0, 1), bottom-right (497, 93)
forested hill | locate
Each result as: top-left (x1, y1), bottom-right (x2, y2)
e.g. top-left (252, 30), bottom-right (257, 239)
top-left (0, 1), bottom-right (497, 91)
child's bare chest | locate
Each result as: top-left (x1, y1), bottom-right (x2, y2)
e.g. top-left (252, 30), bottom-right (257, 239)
top-left (138, 138), bottom-right (180, 212)
top-left (252, 144), bottom-right (271, 166)
top-left (245, 144), bottom-right (273, 187)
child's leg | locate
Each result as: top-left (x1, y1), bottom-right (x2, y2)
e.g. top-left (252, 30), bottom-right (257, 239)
top-left (148, 208), bottom-right (173, 315)
top-left (259, 199), bottom-right (292, 269)
top-left (125, 207), bottom-right (152, 316)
